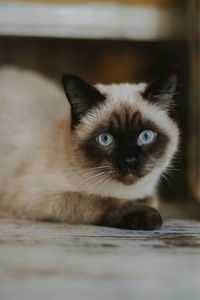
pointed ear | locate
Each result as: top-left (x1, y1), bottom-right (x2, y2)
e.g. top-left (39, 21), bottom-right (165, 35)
top-left (142, 70), bottom-right (179, 111)
top-left (62, 73), bottom-right (105, 127)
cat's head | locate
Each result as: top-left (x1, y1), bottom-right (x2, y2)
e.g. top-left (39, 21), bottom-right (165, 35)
top-left (63, 72), bottom-right (179, 187)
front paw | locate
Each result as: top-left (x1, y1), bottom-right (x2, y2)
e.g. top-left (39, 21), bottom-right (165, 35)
top-left (119, 206), bottom-right (163, 230)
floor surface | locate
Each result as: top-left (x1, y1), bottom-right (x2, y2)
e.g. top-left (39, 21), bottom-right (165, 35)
top-left (0, 201), bottom-right (200, 300)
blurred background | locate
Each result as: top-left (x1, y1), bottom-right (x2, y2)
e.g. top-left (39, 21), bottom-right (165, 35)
top-left (0, 0), bottom-right (199, 202)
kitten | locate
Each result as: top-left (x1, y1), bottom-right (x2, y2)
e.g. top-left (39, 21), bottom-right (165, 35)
top-left (0, 66), bottom-right (179, 230)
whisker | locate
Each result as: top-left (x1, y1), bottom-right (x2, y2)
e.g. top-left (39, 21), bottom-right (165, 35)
top-left (80, 165), bottom-right (112, 178)
top-left (93, 171), bottom-right (113, 187)
top-left (162, 173), bottom-right (175, 191)
top-left (87, 165), bottom-right (111, 170)
top-left (82, 170), bottom-right (112, 186)
top-left (83, 169), bottom-right (110, 179)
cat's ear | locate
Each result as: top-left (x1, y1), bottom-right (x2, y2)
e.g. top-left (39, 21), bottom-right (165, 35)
top-left (142, 69), bottom-right (179, 111)
top-left (62, 74), bottom-right (105, 127)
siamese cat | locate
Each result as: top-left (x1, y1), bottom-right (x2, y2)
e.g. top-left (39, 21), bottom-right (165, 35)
top-left (0, 66), bottom-right (179, 230)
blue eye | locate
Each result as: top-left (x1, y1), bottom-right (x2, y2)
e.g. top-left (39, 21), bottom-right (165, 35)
top-left (138, 130), bottom-right (156, 145)
top-left (97, 133), bottom-right (113, 146)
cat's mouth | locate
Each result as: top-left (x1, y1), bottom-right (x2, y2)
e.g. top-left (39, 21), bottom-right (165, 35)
top-left (121, 174), bottom-right (138, 185)
top-left (111, 168), bottom-right (149, 186)
top-left (112, 172), bottom-right (139, 185)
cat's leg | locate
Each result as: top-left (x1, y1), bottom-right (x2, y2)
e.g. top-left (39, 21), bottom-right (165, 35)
top-left (39, 192), bottom-right (162, 230)
top-left (3, 190), bottom-right (162, 230)
top-left (99, 196), bottom-right (162, 230)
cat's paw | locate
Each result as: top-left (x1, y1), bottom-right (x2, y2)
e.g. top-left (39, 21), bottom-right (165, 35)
top-left (119, 206), bottom-right (163, 230)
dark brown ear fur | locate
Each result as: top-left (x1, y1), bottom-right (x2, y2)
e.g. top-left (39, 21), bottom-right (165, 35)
top-left (142, 68), bottom-right (180, 116)
top-left (62, 74), bottom-right (105, 128)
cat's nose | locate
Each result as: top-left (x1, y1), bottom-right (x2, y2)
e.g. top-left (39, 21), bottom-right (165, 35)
top-left (124, 156), bottom-right (138, 165)
top-left (122, 156), bottom-right (138, 173)
top-left (117, 154), bottom-right (139, 174)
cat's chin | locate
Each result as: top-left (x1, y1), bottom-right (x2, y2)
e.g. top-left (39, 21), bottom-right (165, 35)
top-left (114, 173), bottom-right (139, 186)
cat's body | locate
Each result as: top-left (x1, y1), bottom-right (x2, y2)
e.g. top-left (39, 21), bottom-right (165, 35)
top-left (0, 66), bottom-right (179, 229)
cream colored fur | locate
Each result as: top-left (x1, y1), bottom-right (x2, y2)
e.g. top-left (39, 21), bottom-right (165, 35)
top-left (0, 67), bottom-right (179, 221)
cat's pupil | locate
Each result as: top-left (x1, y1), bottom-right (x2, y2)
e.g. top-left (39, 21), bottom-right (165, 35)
top-left (104, 135), bottom-right (108, 141)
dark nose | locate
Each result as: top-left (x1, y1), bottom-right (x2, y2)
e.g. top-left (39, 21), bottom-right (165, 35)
top-left (124, 156), bottom-right (138, 165)
top-left (119, 155), bottom-right (138, 174)
top-left (115, 145), bottom-right (140, 174)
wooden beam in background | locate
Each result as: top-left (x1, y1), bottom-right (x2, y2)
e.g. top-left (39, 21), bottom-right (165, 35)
top-left (0, 2), bottom-right (185, 40)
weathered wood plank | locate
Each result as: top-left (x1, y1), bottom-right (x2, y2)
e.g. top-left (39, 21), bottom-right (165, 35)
top-left (0, 202), bottom-right (200, 300)
top-left (0, 3), bottom-right (185, 40)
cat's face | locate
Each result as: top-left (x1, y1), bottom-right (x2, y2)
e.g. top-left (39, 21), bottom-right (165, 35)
top-left (63, 73), bottom-right (179, 187)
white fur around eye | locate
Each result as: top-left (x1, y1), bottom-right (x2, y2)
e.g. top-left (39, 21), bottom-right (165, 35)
top-left (97, 133), bottom-right (113, 146)
top-left (138, 130), bottom-right (156, 145)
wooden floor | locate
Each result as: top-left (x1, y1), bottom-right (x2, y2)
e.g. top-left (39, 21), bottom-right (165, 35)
top-left (1, 201), bottom-right (200, 300)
